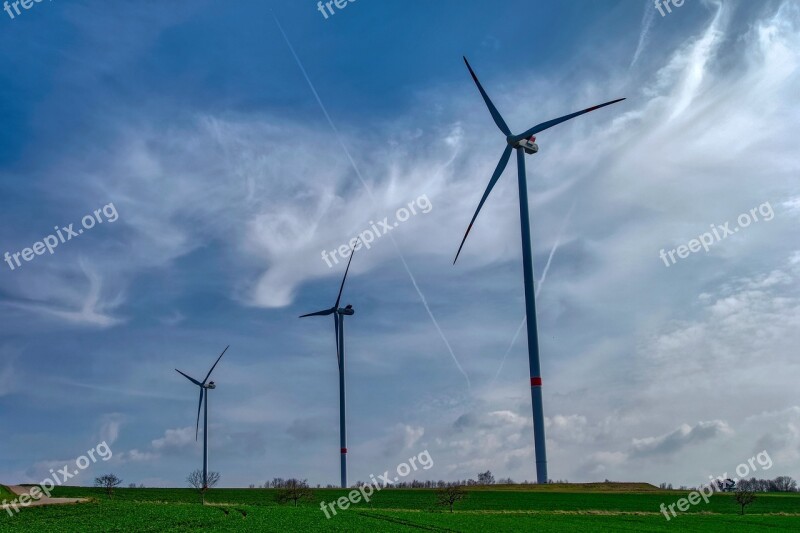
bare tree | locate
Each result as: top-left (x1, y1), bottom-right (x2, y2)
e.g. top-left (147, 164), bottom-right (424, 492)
top-left (275, 478), bottom-right (313, 507)
top-left (94, 474), bottom-right (123, 499)
top-left (186, 470), bottom-right (220, 504)
top-left (771, 476), bottom-right (797, 492)
top-left (477, 471), bottom-right (495, 485)
top-left (734, 488), bottom-right (756, 515)
top-left (435, 484), bottom-right (467, 513)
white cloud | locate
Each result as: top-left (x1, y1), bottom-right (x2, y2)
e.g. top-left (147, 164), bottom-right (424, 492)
top-left (2, 259), bottom-right (124, 328)
top-left (122, 449), bottom-right (160, 463)
top-left (98, 414), bottom-right (124, 446)
top-left (630, 420), bottom-right (733, 457)
top-left (152, 427), bottom-right (196, 452)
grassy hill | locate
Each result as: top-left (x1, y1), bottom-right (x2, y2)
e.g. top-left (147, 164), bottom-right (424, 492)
top-left (1, 485), bottom-right (798, 531)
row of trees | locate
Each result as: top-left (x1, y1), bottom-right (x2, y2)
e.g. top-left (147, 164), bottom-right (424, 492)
top-left (354, 475), bottom-right (570, 488)
top-left (660, 476), bottom-right (798, 493)
top-left (258, 478), bottom-right (312, 489)
top-left (251, 470), bottom-right (504, 490)
top-left (737, 476), bottom-right (797, 492)
top-left (254, 471), bottom-right (563, 490)
top-left (93, 468), bottom-right (540, 491)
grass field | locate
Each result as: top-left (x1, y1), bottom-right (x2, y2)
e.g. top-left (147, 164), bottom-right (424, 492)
top-left (1, 485), bottom-right (798, 531)
top-left (0, 486), bottom-right (13, 500)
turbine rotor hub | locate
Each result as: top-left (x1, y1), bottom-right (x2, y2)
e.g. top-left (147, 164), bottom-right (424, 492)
top-left (510, 135), bottom-right (539, 155)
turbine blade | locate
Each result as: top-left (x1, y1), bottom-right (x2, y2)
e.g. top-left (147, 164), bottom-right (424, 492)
top-left (463, 57), bottom-right (511, 136)
top-left (299, 308), bottom-right (335, 318)
top-left (454, 144), bottom-right (513, 264)
top-left (334, 239), bottom-right (358, 309)
top-left (511, 98), bottom-right (626, 142)
top-left (175, 369), bottom-right (202, 387)
top-left (196, 388), bottom-right (204, 441)
top-left (202, 345), bottom-right (229, 385)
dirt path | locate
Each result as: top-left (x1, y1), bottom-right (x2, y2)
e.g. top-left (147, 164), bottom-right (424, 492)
top-left (1, 485), bottom-right (87, 511)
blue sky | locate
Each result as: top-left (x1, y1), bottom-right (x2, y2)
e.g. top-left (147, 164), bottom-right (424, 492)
top-left (1, 0), bottom-right (799, 488)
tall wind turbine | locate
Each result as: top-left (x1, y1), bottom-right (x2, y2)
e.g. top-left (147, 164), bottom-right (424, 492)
top-left (455, 57), bottom-right (624, 484)
top-left (300, 242), bottom-right (358, 488)
top-left (175, 345), bottom-right (229, 489)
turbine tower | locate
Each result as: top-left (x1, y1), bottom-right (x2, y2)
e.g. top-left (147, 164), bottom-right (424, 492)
top-left (455, 56), bottom-right (625, 484)
top-left (300, 241), bottom-right (358, 488)
top-left (175, 345), bottom-right (229, 489)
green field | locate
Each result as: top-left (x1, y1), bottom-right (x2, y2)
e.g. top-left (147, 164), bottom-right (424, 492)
top-left (1, 485), bottom-right (798, 531)
top-left (0, 486), bottom-right (14, 500)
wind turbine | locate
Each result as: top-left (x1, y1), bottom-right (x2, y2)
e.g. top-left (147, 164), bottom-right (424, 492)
top-left (300, 241), bottom-right (358, 488)
top-left (454, 57), bottom-right (625, 484)
top-left (175, 345), bottom-right (229, 489)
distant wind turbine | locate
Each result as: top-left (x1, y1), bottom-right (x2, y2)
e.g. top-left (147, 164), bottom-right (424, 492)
top-left (454, 56), bottom-right (625, 484)
top-left (175, 346), bottom-right (229, 489)
top-left (300, 241), bottom-right (359, 488)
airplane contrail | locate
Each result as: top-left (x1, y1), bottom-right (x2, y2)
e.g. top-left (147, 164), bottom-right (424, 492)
top-left (490, 202), bottom-right (575, 386)
top-left (630, 0), bottom-right (657, 69)
top-left (274, 15), bottom-right (471, 390)
top-left (536, 201), bottom-right (576, 295)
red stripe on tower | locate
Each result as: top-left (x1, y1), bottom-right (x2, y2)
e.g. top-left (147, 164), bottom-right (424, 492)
top-left (341, 448), bottom-right (347, 454)
top-left (530, 377), bottom-right (542, 387)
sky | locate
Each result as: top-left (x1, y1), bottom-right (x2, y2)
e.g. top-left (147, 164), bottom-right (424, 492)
top-left (1, 0), bottom-right (799, 489)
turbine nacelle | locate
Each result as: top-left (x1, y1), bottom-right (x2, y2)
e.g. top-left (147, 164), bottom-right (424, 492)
top-left (510, 135), bottom-right (538, 155)
top-left (206, 381), bottom-right (216, 390)
top-left (338, 304), bottom-right (355, 316)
